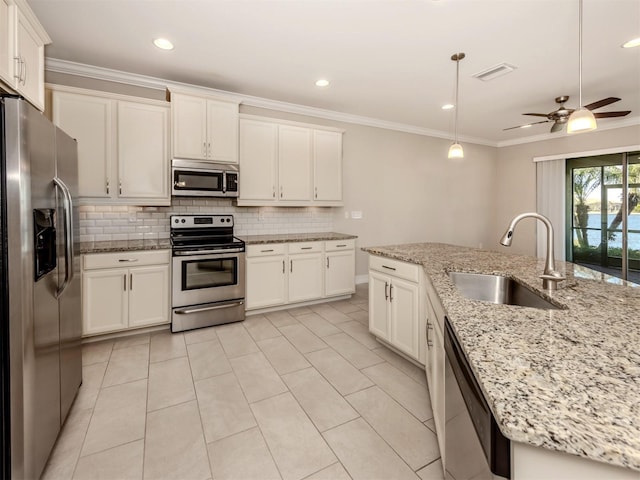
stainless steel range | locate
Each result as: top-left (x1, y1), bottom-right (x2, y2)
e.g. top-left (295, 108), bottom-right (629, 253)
top-left (170, 214), bottom-right (245, 333)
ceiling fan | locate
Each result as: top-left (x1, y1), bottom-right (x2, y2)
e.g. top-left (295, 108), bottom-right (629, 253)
top-left (504, 96), bottom-right (631, 133)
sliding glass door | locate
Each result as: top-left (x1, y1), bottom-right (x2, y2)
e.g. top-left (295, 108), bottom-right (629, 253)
top-left (567, 151), bottom-right (640, 283)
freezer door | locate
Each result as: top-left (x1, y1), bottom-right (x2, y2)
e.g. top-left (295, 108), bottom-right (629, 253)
top-left (23, 99), bottom-right (62, 480)
top-left (55, 127), bottom-right (82, 424)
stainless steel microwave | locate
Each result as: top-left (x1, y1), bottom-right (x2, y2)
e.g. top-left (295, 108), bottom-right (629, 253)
top-left (171, 159), bottom-right (239, 197)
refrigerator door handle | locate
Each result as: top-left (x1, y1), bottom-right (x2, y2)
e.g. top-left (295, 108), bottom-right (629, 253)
top-left (54, 177), bottom-right (74, 298)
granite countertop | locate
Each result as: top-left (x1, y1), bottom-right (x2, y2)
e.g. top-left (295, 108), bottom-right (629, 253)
top-left (363, 242), bottom-right (640, 472)
top-left (241, 232), bottom-right (357, 245)
top-left (80, 239), bottom-right (171, 254)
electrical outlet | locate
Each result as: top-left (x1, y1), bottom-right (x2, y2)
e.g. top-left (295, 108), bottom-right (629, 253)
top-left (351, 211), bottom-right (363, 219)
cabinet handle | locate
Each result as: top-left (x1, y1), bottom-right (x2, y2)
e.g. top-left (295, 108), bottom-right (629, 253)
top-left (314, 186), bottom-right (318, 199)
top-left (290, 259), bottom-right (293, 273)
top-left (118, 258), bottom-right (139, 262)
top-left (123, 274), bottom-right (127, 291)
top-left (119, 181), bottom-right (122, 195)
top-left (384, 281), bottom-right (389, 301)
top-left (326, 257), bottom-right (330, 268)
top-left (106, 179), bottom-right (110, 195)
top-left (208, 142), bottom-right (212, 157)
top-left (13, 56), bottom-right (21, 81)
top-left (21, 56), bottom-right (26, 85)
top-left (336, 244), bottom-right (347, 247)
top-left (426, 321), bottom-right (433, 348)
top-left (130, 273), bottom-right (133, 290)
top-left (272, 186), bottom-right (275, 198)
top-left (282, 260), bottom-right (285, 274)
top-left (301, 247), bottom-right (312, 250)
top-left (280, 186), bottom-right (283, 198)
top-left (261, 249), bottom-right (274, 253)
top-left (382, 265), bottom-right (396, 271)
top-left (389, 284), bottom-right (394, 302)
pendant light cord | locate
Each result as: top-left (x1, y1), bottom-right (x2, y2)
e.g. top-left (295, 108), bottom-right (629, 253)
top-left (454, 57), bottom-right (460, 143)
top-left (578, 0), bottom-right (583, 108)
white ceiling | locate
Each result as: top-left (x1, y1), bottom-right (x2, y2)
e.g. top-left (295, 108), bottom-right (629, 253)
top-left (29, 0), bottom-right (640, 145)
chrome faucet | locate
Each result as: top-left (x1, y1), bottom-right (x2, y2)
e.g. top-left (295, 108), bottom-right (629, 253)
top-left (499, 212), bottom-right (565, 290)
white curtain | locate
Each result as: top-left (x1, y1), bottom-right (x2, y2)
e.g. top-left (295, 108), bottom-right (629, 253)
top-left (536, 159), bottom-right (566, 260)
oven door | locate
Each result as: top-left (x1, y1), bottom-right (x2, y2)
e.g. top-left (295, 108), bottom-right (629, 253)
top-left (172, 249), bottom-right (245, 308)
top-left (172, 166), bottom-right (225, 196)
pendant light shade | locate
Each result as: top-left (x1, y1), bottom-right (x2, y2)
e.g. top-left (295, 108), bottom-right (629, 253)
top-left (448, 143), bottom-right (464, 158)
top-left (448, 52), bottom-right (465, 159)
top-left (567, 0), bottom-right (597, 134)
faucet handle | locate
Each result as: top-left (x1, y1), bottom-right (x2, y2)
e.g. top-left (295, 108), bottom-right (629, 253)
top-left (539, 273), bottom-right (566, 291)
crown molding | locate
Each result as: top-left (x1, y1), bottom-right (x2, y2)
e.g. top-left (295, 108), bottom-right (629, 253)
top-left (45, 57), bottom-right (496, 147)
top-left (496, 116), bottom-right (640, 148)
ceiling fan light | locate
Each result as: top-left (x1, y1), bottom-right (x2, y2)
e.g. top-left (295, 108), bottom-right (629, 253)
top-left (567, 107), bottom-right (597, 133)
top-left (448, 142), bottom-right (464, 159)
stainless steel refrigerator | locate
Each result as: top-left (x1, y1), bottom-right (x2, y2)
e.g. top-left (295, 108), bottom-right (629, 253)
top-left (0, 96), bottom-right (82, 479)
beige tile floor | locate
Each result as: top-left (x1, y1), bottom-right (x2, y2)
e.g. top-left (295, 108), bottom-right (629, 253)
top-left (42, 284), bottom-right (445, 480)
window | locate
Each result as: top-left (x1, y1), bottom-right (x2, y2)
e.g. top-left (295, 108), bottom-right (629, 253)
top-left (567, 151), bottom-right (640, 282)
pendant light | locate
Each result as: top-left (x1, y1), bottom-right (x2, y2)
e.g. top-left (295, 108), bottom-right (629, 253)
top-left (448, 53), bottom-right (465, 159)
top-left (567, 0), bottom-right (597, 134)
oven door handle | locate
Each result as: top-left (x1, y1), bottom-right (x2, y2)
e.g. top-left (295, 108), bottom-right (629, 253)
top-left (174, 247), bottom-right (245, 256)
top-left (174, 300), bottom-right (245, 315)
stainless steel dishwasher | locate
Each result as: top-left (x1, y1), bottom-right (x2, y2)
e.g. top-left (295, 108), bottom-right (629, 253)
top-left (444, 317), bottom-right (511, 480)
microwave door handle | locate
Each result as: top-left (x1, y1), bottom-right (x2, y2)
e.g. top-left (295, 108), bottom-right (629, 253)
top-left (53, 177), bottom-right (74, 298)
top-left (222, 173), bottom-right (227, 194)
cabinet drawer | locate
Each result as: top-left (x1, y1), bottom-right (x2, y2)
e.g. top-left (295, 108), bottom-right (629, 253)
top-left (246, 243), bottom-right (287, 257)
top-left (83, 249), bottom-right (171, 270)
top-left (325, 239), bottom-right (355, 252)
top-left (369, 255), bottom-right (420, 283)
top-left (288, 241), bottom-right (323, 254)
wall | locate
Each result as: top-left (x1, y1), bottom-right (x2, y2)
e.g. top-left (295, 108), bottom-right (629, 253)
top-left (493, 125), bottom-right (640, 256)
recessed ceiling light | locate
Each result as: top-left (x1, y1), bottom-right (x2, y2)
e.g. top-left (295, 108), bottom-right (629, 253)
top-left (441, 104), bottom-right (454, 110)
top-left (622, 37), bottom-right (640, 48)
top-left (153, 38), bottom-right (174, 50)
top-left (315, 79), bottom-right (330, 87)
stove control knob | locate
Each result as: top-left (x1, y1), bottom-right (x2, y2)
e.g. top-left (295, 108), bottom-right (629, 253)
top-left (226, 218), bottom-right (231, 222)
top-left (181, 219), bottom-right (186, 223)
top-left (174, 219), bottom-right (179, 223)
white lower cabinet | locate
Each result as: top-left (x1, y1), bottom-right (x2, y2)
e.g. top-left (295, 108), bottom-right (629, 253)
top-left (425, 281), bottom-right (445, 461)
top-left (246, 239), bottom-right (355, 311)
top-left (368, 255), bottom-right (425, 364)
top-left (82, 250), bottom-right (170, 336)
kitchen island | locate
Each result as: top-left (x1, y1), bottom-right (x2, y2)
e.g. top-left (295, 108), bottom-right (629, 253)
top-left (363, 243), bottom-right (640, 477)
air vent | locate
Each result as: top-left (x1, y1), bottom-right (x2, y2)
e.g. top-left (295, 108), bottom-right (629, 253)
top-left (472, 63), bottom-right (517, 81)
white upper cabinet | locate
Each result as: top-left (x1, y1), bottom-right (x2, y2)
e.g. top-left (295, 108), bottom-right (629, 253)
top-left (313, 130), bottom-right (343, 203)
top-left (0, 0), bottom-right (50, 111)
top-left (53, 92), bottom-right (113, 198)
top-left (239, 118), bottom-right (278, 201)
top-left (51, 85), bottom-right (170, 205)
top-left (238, 115), bottom-right (344, 207)
top-left (278, 125), bottom-right (312, 201)
top-left (170, 92), bottom-right (239, 163)
top-left (118, 101), bottom-right (169, 199)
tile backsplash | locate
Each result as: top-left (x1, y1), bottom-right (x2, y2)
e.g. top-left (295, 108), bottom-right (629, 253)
top-left (79, 198), bottom-right (335, 242)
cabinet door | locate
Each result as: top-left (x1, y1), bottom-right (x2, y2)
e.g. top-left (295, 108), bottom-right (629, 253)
top-left (325, 250), bottom-right (355, 297)
top-left (128, 265), bottom-right (170, 328)
top-left (289, 253), bottom-right (323, 303)
top-left (431, 320), bottom-right (446, 458)
top-left (368, 271), bottom-right (390, 340)
top-left (313, 130), bottom-right (342, 202)
top-left (82, 269), bottom-right (128, 335)
top-left (278, 125), bottom-right (312, 201)
top-left (118, 101), bottom-right (169, 200)
top-left (207, 99), bottom-right (238, 163)
top-left (239, 118), bottom-right (278, 201)
top-left (53, 92), bottom-right (113, 198)
top-left (389, 277), bottom-right (420, 359)
top-left (0, 0), bottom-right (14, 88)
top-left (246, 255), bottom-right (287, 309)
top-left (171, 93), bottom-right (207, 160)
top-left (15, 8), bottom-right (45, 111)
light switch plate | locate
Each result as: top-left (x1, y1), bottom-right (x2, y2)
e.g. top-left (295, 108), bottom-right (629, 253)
top-left (351, 211), bottom-right (363, 219)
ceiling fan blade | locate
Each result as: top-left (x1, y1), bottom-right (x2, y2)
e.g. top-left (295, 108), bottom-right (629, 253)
top-left (583, 97), bottom-right (621, 110)
top-left (503, 120), bottom-right (551, 131)
top-left (550, 121), bottom-right (564, 133)
top-left (593, 110), bottom-right (631, 118)
top-left (523, 113), bottom-right (550, 117)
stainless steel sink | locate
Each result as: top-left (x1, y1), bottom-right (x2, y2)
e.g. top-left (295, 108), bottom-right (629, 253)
top-left (448, 272), bottom-right (562, 310)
